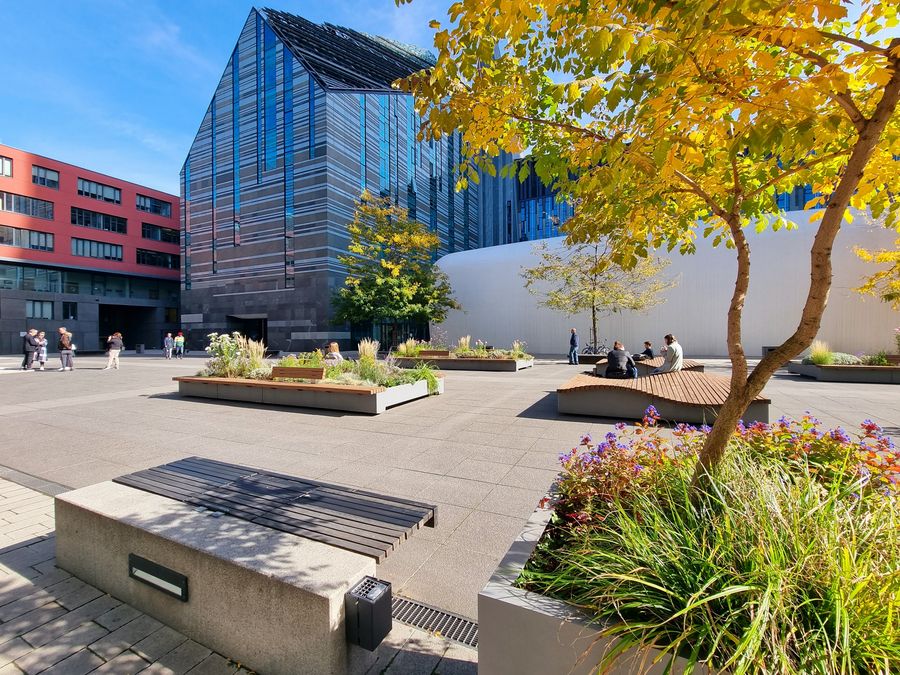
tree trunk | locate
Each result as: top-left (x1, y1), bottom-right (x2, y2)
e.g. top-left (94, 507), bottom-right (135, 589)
top-left (591, 304), bottom-right (598, 351)
top-left (691, 58), bottom-right (900, 489)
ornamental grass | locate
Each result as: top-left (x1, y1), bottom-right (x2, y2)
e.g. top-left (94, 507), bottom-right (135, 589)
top-left (520, 412), bottom-right (899, 674)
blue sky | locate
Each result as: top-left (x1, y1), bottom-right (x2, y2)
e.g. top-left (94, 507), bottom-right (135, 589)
top-left (0, 0), bottom-right (446, 196)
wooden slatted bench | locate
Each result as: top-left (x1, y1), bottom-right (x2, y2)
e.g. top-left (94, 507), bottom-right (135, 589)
top-left (173, 375), bottom-right (442, 414)
top-left (55, 456), bottom-right (437, 673)
top-left (113, 457), bottom-right (437, 562)
top-left (593, 356), bottom-right (704, 377)
top-left (271, 366), bottom-right (327, 380)
top-left (558, 371), bottom-right (770, 424)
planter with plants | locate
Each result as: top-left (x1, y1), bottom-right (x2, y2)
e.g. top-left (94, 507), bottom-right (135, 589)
top-left (174, 334), bottom-right (443, 414)
top-left (788, 340), bottom-right (900, 384)
top-left (479, 409), bottom-right (899, 675)
top-left (393, 336), bottom-right (535, 371)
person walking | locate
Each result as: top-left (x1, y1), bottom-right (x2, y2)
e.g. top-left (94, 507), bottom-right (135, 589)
top-left (104, 332), bottom-right (124, 370)
top-left (605, 341), bottom-right (638, 379)
top-left (21, 328), bottom-right (39, 371)
top-left (34, 331), bottom-right (48, 370)
top-left (568, 328), bottom-right (580, 365)
top-left (173, 332), bottom-right (185, 359)
top-left (57, 327), bottom-right (75, 371)
top-left (652, 334), bottom-right (684, 374)
top-left (163, 332), bottom-right (175, 359)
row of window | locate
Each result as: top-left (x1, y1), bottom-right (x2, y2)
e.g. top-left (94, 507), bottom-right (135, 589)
top-left (0, 224), bottom-right (54, 251)
top-left (70, 237), bottom-right (180, 268)
top-left (71, 237), bottom-right (124, 261)
top-left (0, 191), bottom-right (54, 220)
top-left (78, 178), bottom-right (121, 205)
top-left (141, 222), bottom-right (179, 244)
top-left (71, 206), bottom-right (128, 234)
top-left (0, 156), bottom-right (173, 214)
top-left (0, 262), bottom-right (179, 300)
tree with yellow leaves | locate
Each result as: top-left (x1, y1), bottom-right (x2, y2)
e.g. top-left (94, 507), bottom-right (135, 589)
top-left (333, 191), bottom-right (459, 341)
top-left (856, 239), bottom-right (900, 308)
top-left (402, 0), bottom-right (900, 481)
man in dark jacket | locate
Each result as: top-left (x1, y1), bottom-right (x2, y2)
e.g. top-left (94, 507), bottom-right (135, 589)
top-left (21, 328), bottom-right (39, 371)
top-left (605, 341), bottom-right (637, 379)
top-left (568, 328), bottom-right (579, 365)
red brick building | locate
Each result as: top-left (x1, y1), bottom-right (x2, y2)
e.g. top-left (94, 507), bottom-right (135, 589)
top-left (0, 144), bottom-right (180, 353)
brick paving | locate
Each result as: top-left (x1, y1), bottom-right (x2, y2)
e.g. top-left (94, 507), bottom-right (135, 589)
top-left (0, 477), bottom-right (475, 674)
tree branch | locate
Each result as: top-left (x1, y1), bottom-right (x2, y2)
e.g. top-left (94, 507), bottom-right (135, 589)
top-left (673, 171), bottom-right (731, 221)
top-left (744, 150), bottom-right (845, 199)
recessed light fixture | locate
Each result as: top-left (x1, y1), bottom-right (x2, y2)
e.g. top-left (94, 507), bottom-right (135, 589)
top-left (128, 554), bottom-right (189, 602)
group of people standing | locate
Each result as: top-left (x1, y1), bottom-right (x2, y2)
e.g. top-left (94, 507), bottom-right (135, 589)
top-left (21, 327), bottom-right (76, 371)
top-left (567, 328), bottom-right (684, 378)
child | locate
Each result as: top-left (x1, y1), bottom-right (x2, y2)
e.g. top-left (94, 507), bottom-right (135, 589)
top-left (34, 331), bottom-right (48, 370)
top-left (324, 342), bottom-right (344, 366)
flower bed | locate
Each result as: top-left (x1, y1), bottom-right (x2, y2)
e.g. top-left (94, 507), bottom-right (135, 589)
top-left (393, 336), bottom-right (535, 371)
top-left (486, 410), bottom-right (899, 674)
top-left (175, 333), bottom-right (442, 414)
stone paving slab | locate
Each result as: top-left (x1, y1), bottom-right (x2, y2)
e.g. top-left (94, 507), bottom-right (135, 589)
top-left (0, 354), bottom-right (896, 623)
top-left (0, 476), bottom-right (474, 674)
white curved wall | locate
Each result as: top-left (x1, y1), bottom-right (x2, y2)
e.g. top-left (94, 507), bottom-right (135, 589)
top-left (435, 211), bottom-right (899, 357)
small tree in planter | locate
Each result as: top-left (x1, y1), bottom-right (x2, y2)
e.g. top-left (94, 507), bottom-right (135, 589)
top-left (333, 192), bottom-right (460, 345)
top-left (521, 241), bottom-right (674, 351)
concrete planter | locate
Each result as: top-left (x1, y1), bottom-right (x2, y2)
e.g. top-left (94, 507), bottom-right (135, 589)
top-left (175, 376), bottom-right (443, 414)
top-left (394, 357), bottom-right (534, 371)
top-left (479, 503), bottom-right (708, 675)
top-left (788, 362), bottom-right (900, 384)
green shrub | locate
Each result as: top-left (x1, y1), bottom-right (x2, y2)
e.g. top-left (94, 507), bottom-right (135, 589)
top-left (831, 351), bottom-right (863, 365)
top-left (806, 339), bottom-right (834, 365)
top-left (202, 332), bottom-right (270, 378)
top-left (862, 351), bottom-right (890, 366)
top-left (520, 414), bottom-right (899, 674)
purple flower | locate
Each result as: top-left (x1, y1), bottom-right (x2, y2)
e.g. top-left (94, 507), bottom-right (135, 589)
top-left (615, 422), bottom-right (627, 431)
top-left (700, 424), bottom-right (712, 434)
top-left (829, 427), bottom-right (852, 444)
top-left (580, 434), bottom-right (593, 446)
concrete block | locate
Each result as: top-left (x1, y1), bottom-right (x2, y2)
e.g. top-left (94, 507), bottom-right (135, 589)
top-left (54, 482), bottom-right (377, 675)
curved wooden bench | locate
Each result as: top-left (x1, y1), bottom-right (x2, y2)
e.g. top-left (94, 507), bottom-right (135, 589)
top-left (558, 371), bottom-right (769, 424)
top-left (593, 356), bottom-right (704, 377)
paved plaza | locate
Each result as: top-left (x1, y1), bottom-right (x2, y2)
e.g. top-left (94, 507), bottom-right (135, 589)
top-left (0, 353), bottom-right (897, 672)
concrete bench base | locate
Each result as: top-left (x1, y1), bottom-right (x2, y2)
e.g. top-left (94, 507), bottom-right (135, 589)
top-left (55, 482), bottom-right (377, 675)
top-left (394, 357), bottom-right (534, 371)
top-left (177, 377), bottom-right (442, 413)
top-left (788, 362), bottom-right (900, 384)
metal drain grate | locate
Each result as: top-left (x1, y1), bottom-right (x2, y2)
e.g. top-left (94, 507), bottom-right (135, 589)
top-left (391, 596), bottom-right (479, 648)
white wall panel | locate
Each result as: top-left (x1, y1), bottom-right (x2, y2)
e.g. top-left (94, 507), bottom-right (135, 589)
top-left (435, 211), bottom-right (898, 357)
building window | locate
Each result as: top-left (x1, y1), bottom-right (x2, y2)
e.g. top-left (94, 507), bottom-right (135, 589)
top-left (284, 52), bottom-right (295, 285)
top-left (71, 237), bottom-right (123, 261)
top-left (0, 225), bottom-right (54, 251)
top-left (0, 156), bottom-right (11, 177)
top-left (136, 248), bottom-right (179, 269)
top-left (378, 95), bottom-right (390, 195)
top-left (135, 194), bottom-right (172, 217)
top-left (232, 49), bottom-right (241, 245)
top-left (62, 301), bottom-right (78, 320)
top-left (77, 178), bottom-right (121, 204)
top-left (309, 77), bottom-right (316, 159)
top-left (0, 191), bottom-right (54, 220)
top-left (141, 222), bottom-right (179, 244)
top-left (26, 300), bottom-right (53, 319)
top-left (71, 206), bottom-right (127, 234)
top-left (264, 22), bottom-right (277, 171)
top-left (359, 94), bottom-right (367, 191)
top-left (31, 166), bottom-right (59, 190)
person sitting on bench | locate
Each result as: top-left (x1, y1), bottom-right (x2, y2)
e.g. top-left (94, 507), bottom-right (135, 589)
top-left (633, 340), bottom-right (654, 361)
top-left (653, 334), bottom-right (684, 374)
top-left (605, 341), bottom-right (637, 379)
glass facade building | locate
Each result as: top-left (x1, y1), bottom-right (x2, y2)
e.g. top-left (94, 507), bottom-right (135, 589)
top-left (179, 9), bottom-right (480, 351)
